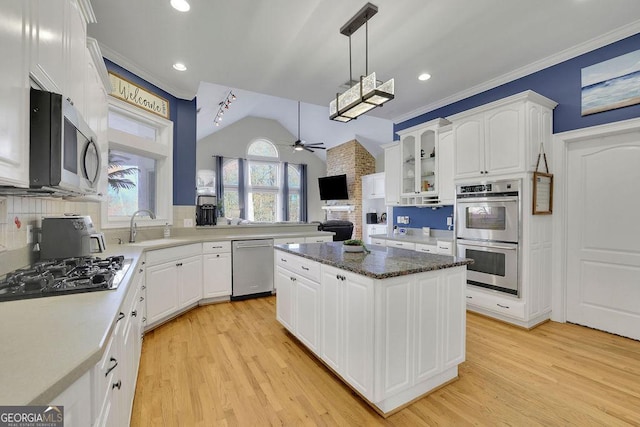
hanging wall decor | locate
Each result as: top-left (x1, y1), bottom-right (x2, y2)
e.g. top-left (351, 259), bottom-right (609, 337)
top-left (532, 143), bottom-right (553, 215)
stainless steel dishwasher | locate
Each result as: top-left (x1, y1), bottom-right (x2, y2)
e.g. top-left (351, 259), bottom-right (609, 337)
top-left (231, 239), bottom-right (274, 299)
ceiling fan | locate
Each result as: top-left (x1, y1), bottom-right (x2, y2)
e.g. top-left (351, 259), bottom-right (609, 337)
top-left (283, 101), bottom-right (326, 153)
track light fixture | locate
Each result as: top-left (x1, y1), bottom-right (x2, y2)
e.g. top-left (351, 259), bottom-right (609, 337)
top-left (214, 91), bottom-right (236, 127)
top-left (329, 3), bottom-right (394, 122)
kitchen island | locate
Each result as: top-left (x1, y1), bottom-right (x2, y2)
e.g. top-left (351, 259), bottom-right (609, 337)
top-left (274, 242), bottom-right (472, 417)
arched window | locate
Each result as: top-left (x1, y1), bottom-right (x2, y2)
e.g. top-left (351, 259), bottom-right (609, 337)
top-left (247, 139), bottom-right (278, 158)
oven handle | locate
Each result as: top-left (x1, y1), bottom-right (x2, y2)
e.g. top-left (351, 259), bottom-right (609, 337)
top-left (457, 240), bottom-right (517, 251)
top-left (456, 197), bottom-right (518, 203)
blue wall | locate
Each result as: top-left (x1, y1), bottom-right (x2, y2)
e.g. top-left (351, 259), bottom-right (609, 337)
top-left (395, 32), bottom-right (640, 136)
top-left (104, 60), bottom-right (197, 206)
top-left (393, 205), bottom-right (453, 230)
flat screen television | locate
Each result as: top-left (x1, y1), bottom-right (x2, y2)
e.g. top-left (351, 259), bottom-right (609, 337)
top-left (318, 174), bottom-right (349, 200)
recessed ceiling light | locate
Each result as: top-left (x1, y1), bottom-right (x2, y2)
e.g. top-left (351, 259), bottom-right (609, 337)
top-left (173, 63), bottom-right (187, 71)
top-left (418, 73), bottom-right (431, 81)
top-left (170, 0), bottom-right (190, 12)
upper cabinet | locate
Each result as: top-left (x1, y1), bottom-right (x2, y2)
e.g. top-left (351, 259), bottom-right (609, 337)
top-left (0, 1), bottom-right (30, 187)
top-left (396, 118), bottom-right (451, 206)
top-left (362, 172), bottom-right (385, 199)
top-left (450, 91), bottom-right (557, 181)
top-left (382, 143), bottom-right (400, 206)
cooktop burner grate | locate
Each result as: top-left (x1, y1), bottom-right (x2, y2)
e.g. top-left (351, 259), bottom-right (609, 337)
top-left (0, 256), bottom-right (132, 302)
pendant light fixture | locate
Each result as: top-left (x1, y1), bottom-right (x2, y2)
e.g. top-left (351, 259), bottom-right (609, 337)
top-left (329, 2), bottom-right (394, 122)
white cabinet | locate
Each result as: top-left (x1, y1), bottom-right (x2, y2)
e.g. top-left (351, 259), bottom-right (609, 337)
top-left (202, 241), bottom-right (232, 298)
top-left (364, 224), bottom-right (387, 245)
top-left (275, 255), bottom-right (322, 355)
top-left (274, 236), bottom-right (306, 245)
top-left (321, 265), bottom-right (375, 400)
top-left (415, 242), bottom-right (437, 254)
top-left (0, 1), bottom-right (30, 187)
top-left (437, 125), bottom-right (455, 205)
top-left (451, 91), bottom-right (557, 180)
top-left (399, 119), bottom-right (449, 197)
top-left (362, 172), bottom-right (385, 199)
top-left (370, 237), bottom-right (386, 247)
top-left (145, 244), bottom-right (202, 329)
top-left (49, 370), bottom-right (92, 427)
top-left (383, 143), bottom-right (400, 206)
top-left (30, 0), bottom-right (65, 93)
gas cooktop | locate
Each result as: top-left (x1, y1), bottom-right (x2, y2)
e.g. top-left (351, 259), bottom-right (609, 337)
top-left (0, 255), bottom-right (132, 302)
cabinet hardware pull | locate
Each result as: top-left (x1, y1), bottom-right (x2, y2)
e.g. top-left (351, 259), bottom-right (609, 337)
top-left (117, 312), bottom-right (125, 321)
top-left (280, 258), bottom-right (287, 262)
top-left (216, 254), bottom-right (220, 258)
top-left (132, 310), bottom-right (137, 317)
top-left (142, 261), bottom-right (146, 265)
top-left (336, 274), bottom-right (341, 280)
top-left (176, 262), bottom-right (183, 267)
top-left (140, 296), bottom-right (144, 302)
top-left (112, 380), bottom-right (122, 390)
top-left (141, 285), bottom-right (146, 290)
top-left (301, 266), bottom-right (309, 271)
top-left (212, 246), bottom-right (223, 248)
top-left (466, 296), bottom-right (472, 299)
top-left (496, 303), bottom-right (510, 309)
top-left (105, 358), bottom-right (118, 376)
top-left (139, 268), bottom-right (143, 273)
top-left (142, 317), bottom-right (147, 323)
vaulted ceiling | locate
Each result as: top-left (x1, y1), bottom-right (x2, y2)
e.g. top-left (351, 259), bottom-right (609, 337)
top-left (88, 0), bottom-right (640, 155)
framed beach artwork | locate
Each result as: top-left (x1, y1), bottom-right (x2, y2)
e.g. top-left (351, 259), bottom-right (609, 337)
top-left (581, 49), bottom-right (640, 116)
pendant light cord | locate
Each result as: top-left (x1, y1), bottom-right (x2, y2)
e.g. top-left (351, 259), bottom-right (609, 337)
top-left (297, 101), bottom-right (301, 140)
top-left (365, 18), bottom-right (368, 76)
top-left (349, 35), bottom-right (353, 87)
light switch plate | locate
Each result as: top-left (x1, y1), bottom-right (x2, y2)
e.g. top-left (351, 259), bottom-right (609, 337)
top-left (447, 216), bottom-right (453, 226)
top-left (26, 225), bottom-right (33, 244)
top-left (183, 218), bottom-right (194, 227)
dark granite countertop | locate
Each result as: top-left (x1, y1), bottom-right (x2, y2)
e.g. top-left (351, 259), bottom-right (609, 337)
top-left (275, 242), bottom-right (473, 279)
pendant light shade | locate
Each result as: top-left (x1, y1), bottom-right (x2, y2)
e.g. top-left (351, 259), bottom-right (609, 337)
top-left (329, 3), bottom-right (394, 122)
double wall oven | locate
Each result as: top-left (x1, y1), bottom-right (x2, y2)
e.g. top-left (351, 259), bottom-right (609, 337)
top-left (456, 179), bottom-right (521, 296)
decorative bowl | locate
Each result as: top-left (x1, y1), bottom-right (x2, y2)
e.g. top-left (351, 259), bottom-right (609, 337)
top-left (343, 245), bottom-right (364, 253)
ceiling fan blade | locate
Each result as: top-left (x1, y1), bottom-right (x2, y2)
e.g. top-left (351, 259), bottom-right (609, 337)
top-left (306, 143), bottom-right (325, 147)
top-left (310, 146), bottom-right (326, 150)
top-left (303, 146), bottom-right (314, 152)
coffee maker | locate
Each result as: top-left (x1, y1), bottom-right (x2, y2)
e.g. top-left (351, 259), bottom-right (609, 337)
top-left (196, 195), bottom-right (217, 226)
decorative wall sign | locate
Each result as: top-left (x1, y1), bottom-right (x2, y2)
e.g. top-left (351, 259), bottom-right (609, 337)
top-left (581, 49), bottom-right (640, 116)
top-left (533, 143), bottom-right (553, 215)
top-left (108, 72), bottom-right (170, 119)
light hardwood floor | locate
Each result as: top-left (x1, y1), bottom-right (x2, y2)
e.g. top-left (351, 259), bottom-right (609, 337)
top-left (131, 297), bottom-right (640, 426)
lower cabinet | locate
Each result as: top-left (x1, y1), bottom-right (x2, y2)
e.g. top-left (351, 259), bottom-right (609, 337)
top-left (49, 370), bottom-right (92, 427)
top-left (202, 241), bottom-right (232, 298)
top-left (276, 250), bottom-right (466, 415)
top-left (145, 244), bottom-right (202, 329)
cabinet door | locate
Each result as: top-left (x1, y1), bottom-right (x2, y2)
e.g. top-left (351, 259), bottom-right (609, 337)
top-left (178, 255), bottom-right (203, 308)
top-left (305, 235), bottom-right (333, 243)
top-left (484, 103), bottom-right (524, 175)
top-left (372, 173), bottom-right (385, 197)
top-left (413, 275), bottom-right (441, 382)
top-left (65, 0), bottom-right (87, 114)
top-left (437, 129), bottom-right (455, 205)
top-left (295, 275), bottom-right (321, 355)
top-left (400, 133), bottom-right (418, 195)
top-left (343, 272), bottom-right (375, 400)
top-left (202, 252), bottom-right (232, 298)
top-left (320, 266), bottom-right (343, 372)
top-left (30, 0), bottom-right (65, 92)
top-left (0, 1), bottom-right (29, 187)
top-left (384, 144), bottom-right (400, 205)
top-left (453, 116), bottom-right (484, 179)
top-left (362, 174), bottom-right (373, 199)
top-left (50, 370), bottom-right (93, 427)
top-left (275, 267), bottom-right (295, 332)
top-left (442, 268), bottom-right (466, 370)
top-left (146, 262), bottom-right (179, 325)
top-left (418, 127), bottom-right (437, 195)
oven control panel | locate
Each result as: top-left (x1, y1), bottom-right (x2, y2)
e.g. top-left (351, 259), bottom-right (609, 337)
top-left (456, 179), bottom-right (520, 197)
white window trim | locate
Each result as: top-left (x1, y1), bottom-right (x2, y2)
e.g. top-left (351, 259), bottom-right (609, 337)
top-left (101, 96), bottom-right (173, 229)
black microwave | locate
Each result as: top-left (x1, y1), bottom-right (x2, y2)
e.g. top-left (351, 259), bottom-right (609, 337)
top-left (30, 88), bottom-right (100, 196)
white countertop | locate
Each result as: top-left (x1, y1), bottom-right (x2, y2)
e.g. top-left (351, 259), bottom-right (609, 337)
top-left (0, 230), bottom-right (333, 405)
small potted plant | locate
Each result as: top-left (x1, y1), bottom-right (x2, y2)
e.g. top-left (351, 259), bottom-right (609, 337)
top-left (342, 239), bottom-right (369, 253)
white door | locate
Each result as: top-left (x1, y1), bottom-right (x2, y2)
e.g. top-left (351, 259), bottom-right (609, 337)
top-left (566, 133), bottom-right (640, 340)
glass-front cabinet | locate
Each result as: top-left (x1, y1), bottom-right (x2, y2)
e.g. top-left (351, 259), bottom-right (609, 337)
top-left (399, 118), bottom-right (448, 198)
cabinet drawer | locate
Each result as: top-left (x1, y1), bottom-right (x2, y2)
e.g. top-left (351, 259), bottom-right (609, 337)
top-left (202, 241), bottom-right (231, 254)
top-left (386, 240), bottom-right (416, 251)
top-left (146, 243), bottom-right (201, 266)
top-left (274, 236), bottom-right (307, 245)
top-left (370, 238), bottom-right (386, 247)
top-left (466, 288), bottom-right (525, 319)
top-left (276, 251), bottom-right (320, 282)
top-left (305, 235), bottom-right (333, 243)
top-left (436, 240), bottom-right (453, 255)
top-left (415, 243), bottom-right (437, 253)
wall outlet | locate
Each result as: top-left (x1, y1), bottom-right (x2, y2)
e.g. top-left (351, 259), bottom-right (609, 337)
top-left (183, 218), bottom-right (194, 227)
top-left (447, 216), bottom-right (453, 227)
top-left (26, 225), bottom-right (33, 244)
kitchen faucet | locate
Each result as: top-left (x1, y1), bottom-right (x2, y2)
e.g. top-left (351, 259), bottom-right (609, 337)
top-left (129, 209), bottom-right (156, 243)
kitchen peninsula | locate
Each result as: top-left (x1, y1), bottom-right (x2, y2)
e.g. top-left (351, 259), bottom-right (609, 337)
top-left (274, 242), bottom-right (472, 416)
